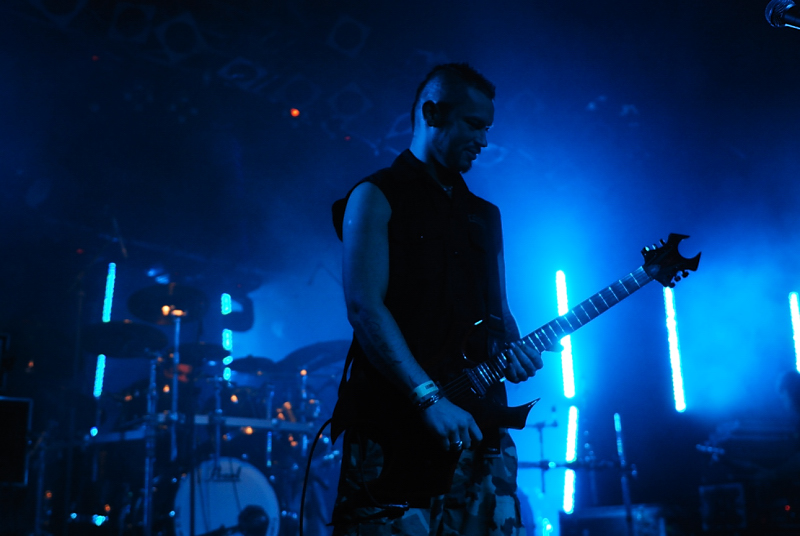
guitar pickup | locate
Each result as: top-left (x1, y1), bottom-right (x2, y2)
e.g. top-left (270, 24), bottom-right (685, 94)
top-left (465, 368), bottom-right (488, 397)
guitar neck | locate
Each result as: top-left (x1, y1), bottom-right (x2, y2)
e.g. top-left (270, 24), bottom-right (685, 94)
top-left (521, 266), bottom-right (654, 353)
top-left (453, 267), bottom-right (655, 395)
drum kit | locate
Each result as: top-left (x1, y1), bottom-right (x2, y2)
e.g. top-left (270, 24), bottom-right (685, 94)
top-left (80, 283), bottom-right (345, 536)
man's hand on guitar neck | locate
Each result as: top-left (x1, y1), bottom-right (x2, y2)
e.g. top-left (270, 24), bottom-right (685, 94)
top-left (503, 340), bottom-right (544, 383)
top-left (421, 397), bottom-right (483, 451)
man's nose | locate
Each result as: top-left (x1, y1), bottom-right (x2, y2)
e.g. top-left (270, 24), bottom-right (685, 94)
top-left (477, 130), bottom-right (488, 147)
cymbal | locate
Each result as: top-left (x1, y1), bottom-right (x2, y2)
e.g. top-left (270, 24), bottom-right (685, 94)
top-left (278, 340), bottom-right (350, 372)
top-left (83, 321), bottom-right (168, 358)
top-left (127, 283), bottom-right (209, 325)
top-left (227, 356), bottom-right (277, 375)
top-left (166, 342), bottom-right (230, 366)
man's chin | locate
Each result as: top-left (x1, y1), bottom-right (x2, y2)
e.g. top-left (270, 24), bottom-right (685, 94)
top-left (442, 155), bottom-right (473, 173)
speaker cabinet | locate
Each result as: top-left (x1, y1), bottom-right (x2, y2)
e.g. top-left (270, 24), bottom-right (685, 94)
top-left (0, 397), bottom-right (32, 485)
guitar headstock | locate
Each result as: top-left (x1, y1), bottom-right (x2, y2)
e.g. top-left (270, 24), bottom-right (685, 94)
top-left (641, 233), bottom-right (701, 288)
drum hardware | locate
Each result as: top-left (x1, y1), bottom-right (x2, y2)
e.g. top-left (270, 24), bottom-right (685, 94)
top-left (83, 320), bottom-right (169, 358)
top-left (173, 457), bottom-right (280, 536)
top-left (143, 356), bottom-right (158, 536)
top-left (277, 340), bottom-right (351, 373)
top-left (126, 283), bottom-right (209, 327)
top-left (226, 356), bottom-right (278, 375)
top-left (188, 414), bottom-right (321, 434)
top-left (299, 371), bottom-right (309, 459)
top-left (127, 283), bottom-right (208, 536)
top-left (82, 331), bottom-right (342, 536)
top-left (521, 418), bottom-right (558, 493)
top-left (266, 384), bottom-right (275, 470)
top-left (168, 342), bottom-right (231, 367)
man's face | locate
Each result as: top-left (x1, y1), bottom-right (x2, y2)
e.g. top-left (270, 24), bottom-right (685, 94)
top-left (431, 86), bottom-right (494, 173)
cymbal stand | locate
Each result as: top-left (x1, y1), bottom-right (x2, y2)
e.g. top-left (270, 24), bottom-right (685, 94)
top-left (32, 423), bottom-right (56, 536)
top-left (265, 384), bottom-right (275, 470)
top-left (299, 371), bottom-right (309, 457)
top-left (613, 413), bottom-right (634, 536)
top-left (169, 314), bottom-right (182, 462)
top-left (212, 374), bottom-right (223, 471)
top-left (142, 358), bottom-right (158, 536)
top-left (528, 420), bottom-right (557, 494)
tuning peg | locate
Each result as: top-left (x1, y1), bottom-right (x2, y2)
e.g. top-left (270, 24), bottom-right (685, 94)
top-left (660, 239), bottom-right (666, 245)
top-left (674, 275), bottom-right (682, 282)
top-left (669, 282), bottom-right (676, 288)
top-left (682, 271), bottom-right (689, 278)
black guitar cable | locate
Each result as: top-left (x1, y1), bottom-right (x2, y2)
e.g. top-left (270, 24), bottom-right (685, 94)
top-left (299, 417), bottom-right (333, 536)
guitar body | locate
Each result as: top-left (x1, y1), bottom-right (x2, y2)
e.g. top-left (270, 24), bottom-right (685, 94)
top-left (336, 350), bottom-right (537, 506)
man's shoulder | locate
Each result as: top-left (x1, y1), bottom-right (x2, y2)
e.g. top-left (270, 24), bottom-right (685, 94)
top-left (466, 191), bottom-right (501, 215)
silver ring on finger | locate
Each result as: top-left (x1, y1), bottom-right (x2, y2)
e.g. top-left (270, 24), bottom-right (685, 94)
top-left (451, 440), bottom-right (463, 451)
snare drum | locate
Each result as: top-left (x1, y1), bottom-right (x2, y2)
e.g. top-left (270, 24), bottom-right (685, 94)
top-left (173, 457), bottom-right (279, 536)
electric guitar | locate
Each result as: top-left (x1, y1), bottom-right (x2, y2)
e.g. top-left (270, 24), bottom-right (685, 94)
top-left (351, 233), bottom-right (701, 506)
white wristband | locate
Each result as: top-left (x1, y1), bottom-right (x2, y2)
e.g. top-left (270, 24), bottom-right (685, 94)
top-left (409, 380), bottom-right (438, 403)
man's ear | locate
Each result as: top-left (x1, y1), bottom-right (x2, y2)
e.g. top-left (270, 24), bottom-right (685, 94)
top-left (421, 100), bottom-right (440, 127)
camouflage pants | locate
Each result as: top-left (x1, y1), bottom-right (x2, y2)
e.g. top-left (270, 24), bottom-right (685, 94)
top-left (331, 429), bottom-right (526, 536)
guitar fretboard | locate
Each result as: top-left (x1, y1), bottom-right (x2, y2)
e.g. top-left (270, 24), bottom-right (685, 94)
top-left (522, 266), bottom-right (653, 353)
top-left (447, 267), bottom-right (654, 399)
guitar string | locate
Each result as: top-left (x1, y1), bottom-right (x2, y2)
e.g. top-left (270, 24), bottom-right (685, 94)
top-left (439, 269), bottom-right (652, 402)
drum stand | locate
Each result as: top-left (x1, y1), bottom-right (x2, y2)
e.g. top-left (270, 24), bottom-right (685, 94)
top-left (265, 384), bottom-right (275, 470)
top-left (142, 357), bottom-right (157, 536)
top-left (142, 313), bottom-right (184, 536)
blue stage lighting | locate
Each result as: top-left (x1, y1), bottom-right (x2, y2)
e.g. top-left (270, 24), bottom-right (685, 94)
top-left (221, 293), bottom-right (232, 315)
top-left (562, 405), bottom-right (579, 516)
top-left (566, 405), bottom-right (579, 462)
top-left (222, 327), bottom-right (233, 380)
top-left (102, 263), bottom-right (116, 323)
top-left (562, 469), bottom-right (576, 514)
top-left (663, 287), bottom-right (686, 412)
top-left (93, 262), bottom-right (117, 400)
top-left (93, 354), bottom-right (106, 399)
top-left (556, 271), bottom-right (575, 399)
top-left (790, 292), bottom-right (800, 371)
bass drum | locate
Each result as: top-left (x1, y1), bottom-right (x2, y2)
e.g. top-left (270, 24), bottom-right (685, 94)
top-left (173, 457), bottom-right (280, 536)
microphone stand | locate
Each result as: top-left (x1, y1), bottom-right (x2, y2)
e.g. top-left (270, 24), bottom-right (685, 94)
top-left (527, 420), bottom-right (557, 493)
top-left (614, 413), bottom-right (634, 536)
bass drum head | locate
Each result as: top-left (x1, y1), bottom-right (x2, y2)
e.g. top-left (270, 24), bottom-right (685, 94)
top-left (173, 457), bottom-right (279, 536)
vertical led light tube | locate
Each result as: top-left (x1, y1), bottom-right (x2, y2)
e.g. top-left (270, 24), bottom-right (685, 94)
top-left (562, 469), bottom-right (576, 514)
top-left (790, 293), bottom-right (800, 372)
top-left (663, 287), bottom-right (686, 412)
top-left (221, 293), bottom-right (232, 315)
top-left (93, 355), bottom-right (106, 399)
top-left (565, 405), bottom-right (579, 462)
top-left (557, 271), bottom-right (578, 515)
top-left (556, 271), bottom-right (575, 399)
top-left (94, 263), bottom-right (116, 399)
top-left (222, 294), bottom-right (233, 380)
top-left (562, 405), bottom-right (579, 514)
top-left (102, 263), bottom-right (116, 323)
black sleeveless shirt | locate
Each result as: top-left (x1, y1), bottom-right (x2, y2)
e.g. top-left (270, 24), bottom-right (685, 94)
top-left (332, 150), bottom-right (509, 385)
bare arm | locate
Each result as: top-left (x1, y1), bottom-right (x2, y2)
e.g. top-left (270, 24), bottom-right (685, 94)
top-left (342, 181), bottom-right (482, 449)
top-left (342, 182), bottom-right (430, 392)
